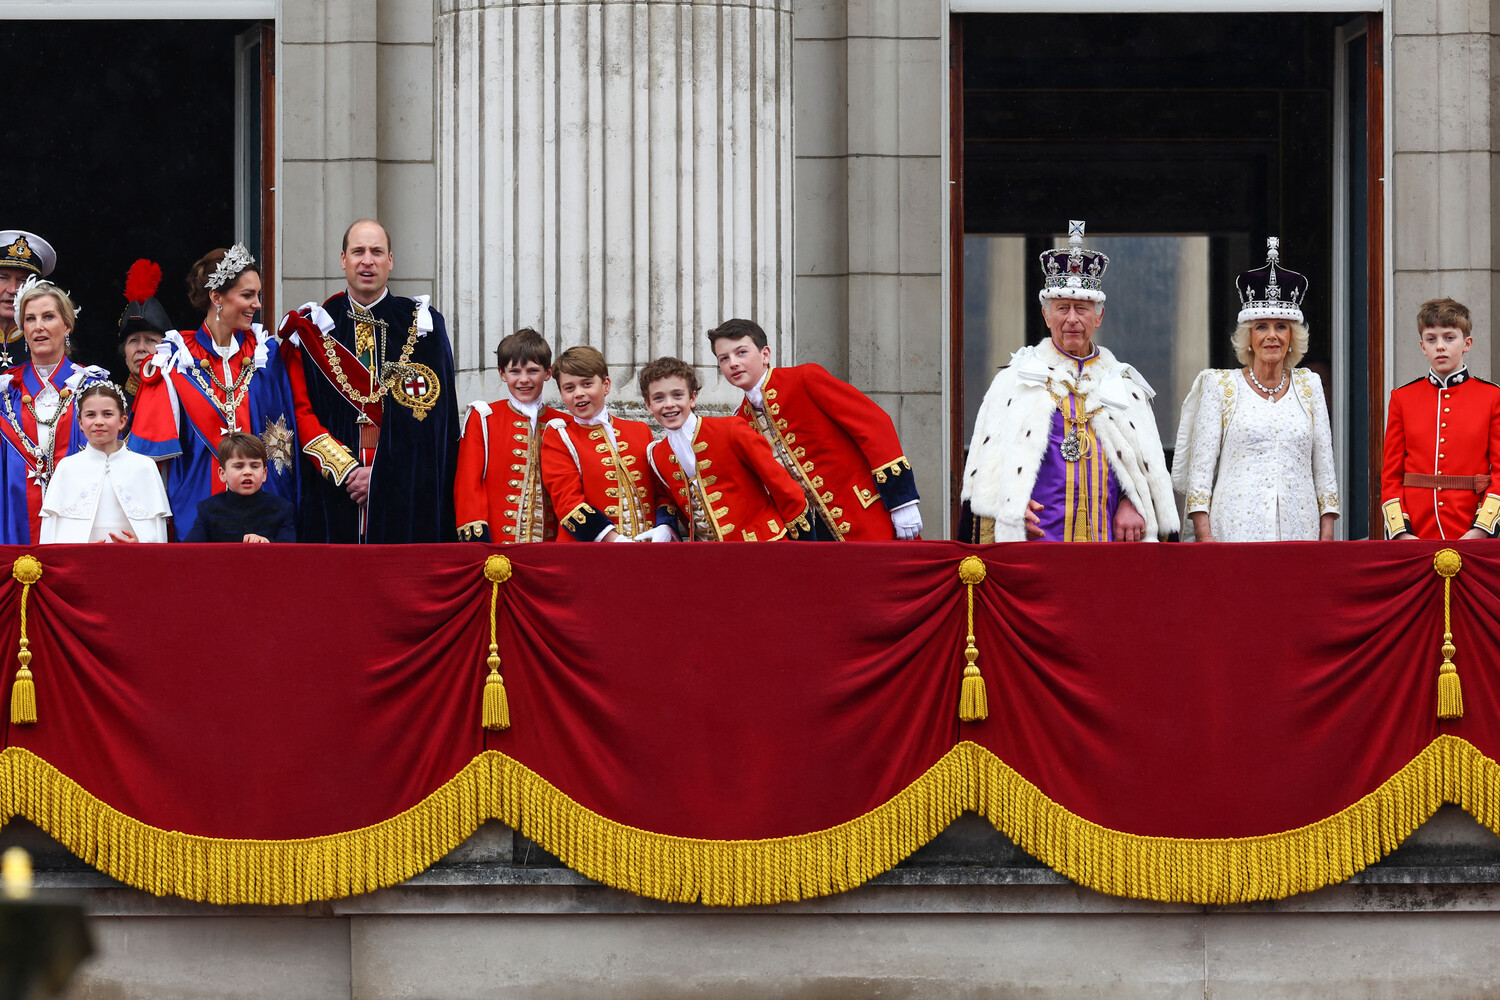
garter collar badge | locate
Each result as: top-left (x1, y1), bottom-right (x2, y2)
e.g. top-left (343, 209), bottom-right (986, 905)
top-left (386, 362), bottom-right (441, 421)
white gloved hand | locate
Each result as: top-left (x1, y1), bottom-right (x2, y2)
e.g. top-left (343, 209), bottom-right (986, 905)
top-left (890, 503), bottom-right (923, 541)
top-left (608, 531), bottom-right (635, 542)
top-left (634, 524), bottom-right (678, 543)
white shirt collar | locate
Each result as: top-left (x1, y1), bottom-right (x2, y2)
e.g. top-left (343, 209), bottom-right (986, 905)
top-left (665, 413), bottom-right (699, 475)
top-left (347, 287), bottom-right (390, 312)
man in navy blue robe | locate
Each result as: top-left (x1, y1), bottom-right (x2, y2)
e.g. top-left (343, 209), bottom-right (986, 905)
top-left (280, 219), bottom-right (458, 543)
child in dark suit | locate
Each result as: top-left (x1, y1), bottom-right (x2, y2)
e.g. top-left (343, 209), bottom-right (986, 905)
top-left (182, 432), bottom-right (297, 543)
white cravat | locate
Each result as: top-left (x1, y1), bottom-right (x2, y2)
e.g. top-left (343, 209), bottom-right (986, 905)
top-left (574, 409), bottom-right (617, 446)
top-left (665, 413), bottom-right (699, 477)
top-left (508, 397), bottom-right (543, 429)
top-left (746, 372), bottom-right (769, 410)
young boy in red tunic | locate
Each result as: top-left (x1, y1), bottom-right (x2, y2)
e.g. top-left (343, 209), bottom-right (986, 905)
top-left (540, 345), bottom-right (676, 542)
top-left (639, 356), bottom-right (809, 541)
top-left (710, 318), bottom-right (922, 541)
top-left (454, 328), bottom-right (567, 543)
top-left (1382, 297), bottom-right (1500, 540)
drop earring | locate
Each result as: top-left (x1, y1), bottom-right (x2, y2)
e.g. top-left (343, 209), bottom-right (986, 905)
top-left (215, 303), bottom-right (222, 321)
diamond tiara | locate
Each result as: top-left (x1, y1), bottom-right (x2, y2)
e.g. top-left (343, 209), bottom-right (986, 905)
top-left (206, 243), bottom-right (256, 291)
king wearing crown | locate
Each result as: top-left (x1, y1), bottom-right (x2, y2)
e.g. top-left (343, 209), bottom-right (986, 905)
top-left (960, 220), bottom-right (1178, 543)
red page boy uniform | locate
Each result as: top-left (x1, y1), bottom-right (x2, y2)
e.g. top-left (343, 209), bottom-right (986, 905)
top-left (646, 413), bottom-right (810, 541)
top-left (737, 364), bottom-right (918, 541)
top-left (541, 412), bottom-right (673, 541)
top-left (455, 398), bottom-right (567, 542)
top-left (1381, 367), bottom-right (1500, 539)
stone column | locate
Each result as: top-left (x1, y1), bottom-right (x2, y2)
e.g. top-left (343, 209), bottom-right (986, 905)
top-left (436, 0), bottom-right (794, 406)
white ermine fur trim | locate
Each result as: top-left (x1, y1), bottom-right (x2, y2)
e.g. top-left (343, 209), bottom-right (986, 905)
top-left (962, 341), bottom-right (1179, 541)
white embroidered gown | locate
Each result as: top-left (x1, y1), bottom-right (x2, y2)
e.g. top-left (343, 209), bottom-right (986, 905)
top-left (1173, 368), bottom-right (1340, 542)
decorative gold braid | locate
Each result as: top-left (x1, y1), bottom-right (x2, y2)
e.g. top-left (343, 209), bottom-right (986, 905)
top-left (1434, 549), bottom-right (1464, 720)
top-left (957, 556), bottom-right (989, 722)
top-left (9, 556), bottom-right (40, 724)
top-left (482, 556), bottom-right (512, 730)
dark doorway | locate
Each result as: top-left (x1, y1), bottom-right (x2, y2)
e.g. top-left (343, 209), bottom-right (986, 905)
top-left (0, 19), bottom-right (267, 382)
top-left (955, 13), bottom-right (1380, 538)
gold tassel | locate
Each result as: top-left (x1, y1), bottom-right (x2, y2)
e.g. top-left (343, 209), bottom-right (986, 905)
top-left (482, 555), bottom-right (513, 731)
top-left (958, 556), bottom-right (989, 722)
top-left (9, 555), bottom-right (41, 725)
top-left (1433, 549), bottom-right (1464, 720)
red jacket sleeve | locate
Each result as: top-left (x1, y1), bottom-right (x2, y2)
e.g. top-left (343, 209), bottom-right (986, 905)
top-left (277, 319), bottom-right (357, 486)
top-left (729, 418), bottom-right (808, 526)
top-left (796, 363), bottom-right (908, 475)
top-left (454, 405), bottom-right (492, 541)
top-left (1380, 391), bottom-right (1409, 537)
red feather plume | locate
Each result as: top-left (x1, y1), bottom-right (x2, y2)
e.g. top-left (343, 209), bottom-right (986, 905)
top-left (123, 259), bottom-right (162, 303)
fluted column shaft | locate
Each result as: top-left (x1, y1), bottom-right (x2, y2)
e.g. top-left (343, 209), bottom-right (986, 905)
top-left (438, 0), bottom-right (793, 404)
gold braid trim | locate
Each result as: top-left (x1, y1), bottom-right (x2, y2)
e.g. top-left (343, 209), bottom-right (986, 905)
top-left (9, 736), bottom-right (1500, 906)
top-left (970, 735), bottom-right (1500, 904)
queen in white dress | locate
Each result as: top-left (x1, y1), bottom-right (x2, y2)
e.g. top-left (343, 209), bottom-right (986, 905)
top-left (1172, 238), bottom-right (1339, 542)
top-left (40, 382), bottom-right (170, 543)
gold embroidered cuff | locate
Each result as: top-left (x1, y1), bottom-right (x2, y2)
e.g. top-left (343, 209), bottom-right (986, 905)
top-left (458, 520), bottom-right (489, 542)
top-left (871, 456), bottom-right (913, 484)
top-left (1185, 491), bottom-right (1212, 514)
top-left (302, 433), bottom-right (358, 486)
top-left (1474, 494), bottom-right (1500, 534)
top-left (1382, 498), bottom-right (1409, 539)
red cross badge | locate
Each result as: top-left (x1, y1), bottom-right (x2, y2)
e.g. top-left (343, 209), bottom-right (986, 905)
top-left (385, 362), bottom-right (441, 422)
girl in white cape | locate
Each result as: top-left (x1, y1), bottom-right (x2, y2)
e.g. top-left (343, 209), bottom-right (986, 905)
top-left (40, 382), bottom-right (170, 543)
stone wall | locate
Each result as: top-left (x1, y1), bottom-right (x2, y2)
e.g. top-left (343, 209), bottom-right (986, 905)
top-left (794, 0), bottom-right (948, 534)
top-left (280, 0), bottom-right (439, 347)
top-left (1389, 0), bottom-right (1497, 384)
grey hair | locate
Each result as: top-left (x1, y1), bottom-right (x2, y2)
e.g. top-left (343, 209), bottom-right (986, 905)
top-left (1232, 319), bottom-right (1309, 368)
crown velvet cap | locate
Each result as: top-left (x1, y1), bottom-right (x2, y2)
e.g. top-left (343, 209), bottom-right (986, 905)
top-left (1236, 237), bottom-right (1307, 324)
top-left (0, 230), bottom-right (56, 278)
top-left (1038, 220), bottom-right (1109, 304)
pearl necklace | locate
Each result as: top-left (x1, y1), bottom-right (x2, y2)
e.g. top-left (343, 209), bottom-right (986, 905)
top-left (1246, 365), bottom-right (1288, 399)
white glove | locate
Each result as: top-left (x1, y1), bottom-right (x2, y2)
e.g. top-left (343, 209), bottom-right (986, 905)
top-left (890, 503), bottom-right (923, 541)
top-left (609, 532), bottom-right (636, 542)
top-left (633, 525), bottom-right (678, 543)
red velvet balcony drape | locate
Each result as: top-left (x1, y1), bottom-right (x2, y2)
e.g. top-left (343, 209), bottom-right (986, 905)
top-left (2, 541), bottom-right (1498, 905)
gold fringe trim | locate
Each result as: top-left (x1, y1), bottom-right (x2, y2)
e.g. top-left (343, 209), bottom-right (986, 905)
top-left (7, 737), bottom-right (1500, 906)
top-left (0, 745), bottom-right (974, 907)
top-left (970, 735), bottom-right (1500, 904)
top-left (0, 747), bottom-right (491, 906)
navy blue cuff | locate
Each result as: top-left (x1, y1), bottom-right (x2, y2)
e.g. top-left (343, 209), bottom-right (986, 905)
top-left (562, 504), bottom-right (616, 541)
top-left (873, 457), bottom-right (919, 510)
